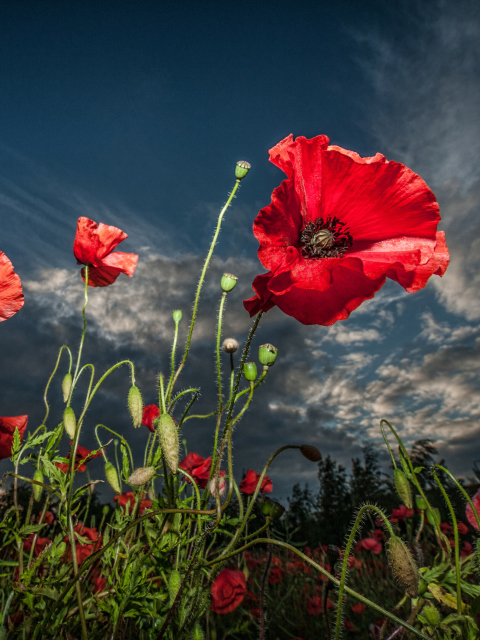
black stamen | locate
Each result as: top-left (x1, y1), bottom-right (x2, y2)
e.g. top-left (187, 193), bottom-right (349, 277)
top-left (300, 216), bottom-right (353, 258)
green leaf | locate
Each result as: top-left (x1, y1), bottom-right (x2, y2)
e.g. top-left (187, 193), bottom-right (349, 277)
top-left (19, 523), bottom-right (46, 536)
top-left (11, 427), bottom-right (22, 460)
top-left (25, 432), bottom-right (53, 450)
top-left (413, 466), bottom-right (425, 473)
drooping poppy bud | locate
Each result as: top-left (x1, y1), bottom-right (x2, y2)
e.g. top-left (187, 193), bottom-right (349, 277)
top-left (62, 373), bottom-right (73, 403)
top-left (222, 338), bottom-right (238, 353)
top-left (63, 407), bottom-right (76, 439)
top-left (168, 569), bottom-right (182, 606)
top-left (422, 604), bottom-right (440, 627)
top-left (415, 494), bottom-right (427, 511)
top-left (128, 466), bottom-right (156, 487)
top-left (393, 469), bottom-right (412, 509)
top-left (105, 462), bottom-right (122, 494)
top-left (300, 445), bottom-right (322, 462)
top-left (128, 385), bottom-right (143, 428)
top-left (172, 309), bottom-right (182, 323)
top-left (426, 507), bottom-right (441, 527)
top-left (258, 343), bottom-right (277, 367)
top-left (387, 536), bottom-right (419, 598)
top-left (243, 362), bottom-right (257, 381)
top-left (221, 273), bottom-right (238, 293)
top-left (235, 160), bottom-right (251, 181)
top-left (33, 468), bottom-right (43, 502)
top-left (156, 414), bottom-right (179, 474)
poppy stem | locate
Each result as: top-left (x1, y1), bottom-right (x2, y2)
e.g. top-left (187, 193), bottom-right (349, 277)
top-left (42, 344), bottom-right (72, 424)
top-left (72, 264), bottom-right (90, 393)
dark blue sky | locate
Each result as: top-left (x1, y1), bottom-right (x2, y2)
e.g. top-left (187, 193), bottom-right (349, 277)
top-left (1, 0), bottom-right (479, 500)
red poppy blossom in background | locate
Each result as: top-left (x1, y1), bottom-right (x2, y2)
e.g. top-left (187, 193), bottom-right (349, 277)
top-left (352, 603), bottom-right (366, 615)
top-left (142, 404), bottom-right (160, 432)
top-left (0, 250), bottom-right (24, 322)
top-left (355, 538), bottom-right (382, 554)
top-left (466, 488), bottom-right (480, 529)
top-left (73, 217), bottom-right (138, 287)
top-left (244, 135), bottom-right (449, 325)
top-left (457, 522), bottom-right (469, 535)
top-left (113, 492), bottom-right (152, 515)
top-left (210, 568), bottom-right (246, 614)
top-left (55, 443), bottom-right (102, 473)
top-left (0, 415), bottom-right (28, 460)
top-left (240, 469), bottom-right (273, 494)
top-left (64, 523), bottom-right (102, 564)
top-left (179, 452), bottom-right (226, 489)
top-left (24, 534), bottom-right (52, 557)
top-left (390, 505), bottom-right (414, 522)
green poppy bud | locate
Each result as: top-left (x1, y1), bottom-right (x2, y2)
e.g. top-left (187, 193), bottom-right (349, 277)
top-left (172, 309), bottom-right (182, 323)
top-left (102, 505), bottom-right (110, 516)
top-left (422, 604), bottom-right (440, 627)
top-left (156, 414), bottom-right (179, 474)
top-left (192, 624), bottom-right (204, 640)
top-left (258, 343), bottom-right (278, 367)
top-left (300, 445), bottom-right (322, 463)
top-left (269, 501), bottom-right (286, 521)
top-left (415, 494), bottom-right (427, 511)
top-left (418, 577), bottom-right (428, 596)
top-left (62, 373), bottom-right (72, 403)
top-left (128, 385), bottom-right (143, 428)
top-left (63, 406), bottom-right (76, 439)
top-left (387, 535), bottom-right (419, 598)
top-left (105, 462), bottom-right (122, 494)
top-left (426, 507), bottom-right (441, 527)
top-left (393, 468), bottom-right (413, 509)
top-left (243, 362), bottom-right (257, 381)
top-left (235, 160), bottom-right (251, 180)
top-left (168, 569), bottom-right (182, 606)
top-left (128, 466), bottom-right (156, 486)
top-left (33, 468), bottom-right (43, 502)
top-left (220, 273), bottom-right (238, 293)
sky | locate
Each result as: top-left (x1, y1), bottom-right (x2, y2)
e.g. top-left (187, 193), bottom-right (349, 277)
top-left (0, 0), bottom-right (479, 501)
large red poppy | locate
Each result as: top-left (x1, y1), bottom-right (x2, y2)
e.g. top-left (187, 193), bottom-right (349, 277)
top-left (0, 251), bottom-right (24, 322)
top-left (55, 443), bottom-right (102, 473)
top-left (211, 569), bottom-right (246, 614)
top-left (73, 217), bottom-right (138, 287)
top-left (0, 415), bottom-right (28, 460)
top-left (244, 135), bottom-right (449, 325)
top-left (179, 452), bottom-right (226, 490)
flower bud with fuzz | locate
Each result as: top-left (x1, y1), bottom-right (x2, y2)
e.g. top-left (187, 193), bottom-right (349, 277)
top-left (128, 385), bottom-right (143, 428)
top-left (156, 414), bottom-right (179, 474)
top-left (387, 535), bottom-right (419, 598)
top-left (422, 604), bottom-right (440, 627)
top-left (128, 466), bottom-right (156, 486)
top-left (105, 462), bottom-right (122, 494)
top-left (63, 407), bottom-right (76, 439)
top-left (33, 468), bottom-right (43, 502)
top-left (208, 475), bottom-right (227, 499)
top-left (393, 468), bottom-right (412, 509)
top-left (168, 569), bottom-right (182, 606)
top-left (62, 373), bottom-right (72, 403)
top-left (222, 338), bottom-right (238, 354)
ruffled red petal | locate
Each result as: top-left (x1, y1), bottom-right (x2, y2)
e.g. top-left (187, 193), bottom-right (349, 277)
top-left (0, 251), bottom-right (24, 322)
top-left (74, 217), bottom-right (128, 264)
top-left (81, 265), bottom-right (121, 287)
top-left (142, 404), bottom-right (160, 432)
top-left (0, 415), bottom-right (28, 460)
top-left (101, 251), bottom-right (138, 278)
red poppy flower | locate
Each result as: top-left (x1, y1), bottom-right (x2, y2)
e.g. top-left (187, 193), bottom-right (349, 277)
top-left (142, 404), bottom-right (160, 432)
top-left (64, 523), bottom-right (102, 564)
top-left (113, 491), bottom-right (152, 515)
top-left (457, 521), bottom-right (469, 535)
top-left (244, 135), bottom-right (449, 326)
top-left (24, 534), bottom-right (52, 557)
top-left (0, 415), bottom-right (28, 460)
top-left (390, 505), bottom-right (414, 522)
top-left (461, 541), bottom-right (473, 557)
top-left (92, 576), bottom-right (107, 594)
top-left (0, 251), bottom-right (24, 322)
top-left (55, 443), bottom-right (102, 473)
top-left (466, 488), bottom-right (480, 529)
top-left (36, 511), bottom-right (55, 525)
top-left (73, 217), bottom-right (138, 287)
top-left (179, 452), bottom-right (226, 490)
top-left (355, 538), bottom-right (382, 554)
top-left (211, 568), bottom-right (246, 614)
top-left (239, 469), bottom-right (273, 494)
top-left (352, 603), bottom-right (365, 615)
top-left (440, 522), bottom-right (453, 535)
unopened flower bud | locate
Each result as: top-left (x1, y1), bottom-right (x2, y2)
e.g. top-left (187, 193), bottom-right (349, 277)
top-left (208, 476), bottom-right (227, 499)
top-left (172, 309), bottom-right (182, 323)
top-left (426, 507), bottom-right (440, 527)
top-left (128, 466), bottom-right (156, 486)
top-left (102, 505), bottom-right (110, 516)
top-left (168, 569), bottom-right (182, 606)
top-left (393, 469), bottom-right (412, 509)
top-left (415, 494), bottom-right (427, 511)
top-left (243, 362), bottom-right (257, 381)
top-left (192, 624), bottom-right (204, 640)
top-left (423, 604), bottom-right (440, 627)
top-left (105, 462), bottom-right (121, 494)
top-left (235, 160), bottom-right (251, 180)
top-left (258, 343), bottom-right (278, 367)
top-left (269, 501), bottom-right (286, 521)
top-left (387, 535), bottom-right (419, 598)
top-left (258, 496), bottom-right (272, 516)
top-left (33, 468), bottom-right (43, 502)
top-left (63, 407), bottom-right (76, 439)
top-left (156, 414), bottom-right (179, 474)
top-left (221, 273), bottom-right (238, 293)
top-left (62, 373), bottom-right (72, 403)
top-left (128, 385), bottom-right (143, 428)
top-left (300, 445), bottom-right (322, 463)
top-left (418, 577), bottom-right (428, 596)
top-left (222, 338), bottom-right (238, 354)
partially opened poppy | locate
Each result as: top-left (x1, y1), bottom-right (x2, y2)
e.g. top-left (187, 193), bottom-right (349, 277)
top-left (239, 469), bottom-right (273, 494)
top-left (210, 569), bottom-right (246, 614)
top-left (73, 217), bottom-right (138, 287)
top-left (0, 251), bottom-right (24, 322)
top-left (0, 415), bottom-right (28, 460)
top-left (244, 135), bottom-right (449, 325)
top-left (142, 404), bottom-right (160, 432)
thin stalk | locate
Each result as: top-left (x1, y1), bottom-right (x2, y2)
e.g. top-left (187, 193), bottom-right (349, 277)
top-left (166, 316), bottom-right (180, 399)
top-left (435, 465), bottom-right (480, 530)
top-left (42, 344), bottom-right (72, 424)
top-left (67, 512), bottom-right (88, 640)
top-left (259, 527), bottom-right (273, 640)
top-left (216, 292), bottom-right (227, 414)
top-left (71, 265), bottom-right (89, 390)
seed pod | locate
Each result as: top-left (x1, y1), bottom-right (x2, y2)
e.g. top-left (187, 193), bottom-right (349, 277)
top-left (235, 160), bottom-right (251, 180)
top-left (393, 468), bottom-right (413, 509)
top-left (63, 406), bottom-right (76, 439)
top-left (243, 362), bottom-right (257, 381)
top-left (172, 310), bottom-right (182, 323)
top-left (387, 536), bottom-right (419, 598)
top-left (300, 445), bottom-right (322, 463)
top-left (168, 569), bottom-right (182, 606)
top-left (258, 343), bottom-right (278, 366)
top-left (156, 414), bottom-right (179, 474)
top-left (269, 501), bottom-right (286, 521)
top-left (33, 468), bottom-right (43, 502)
top-left (128, 385), bottom-right (143, 428)
top-left (422, 604), bottom-right (440, 627)
top-left (128, 466), bottom-right (156, 486)
top-left (220, 273), bottom-right (238, 293)
top-left (192, 624), bottom-right (204, 640)
top-left (222, 338), bottom-right (238, 354)
top-left (105, 462), bottom-right (122, 494)
top-left (62, 373), bottom-right (72, 403)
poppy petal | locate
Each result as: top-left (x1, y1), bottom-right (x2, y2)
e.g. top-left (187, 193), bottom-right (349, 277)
top-left (0, 415), bottom-right (28, 460)
top-left (0, 251), bottom-right (24, 322)
top-left (100, 251), bottom-right (138, 278)
top-left (81, 265), bottom-right (121, 287)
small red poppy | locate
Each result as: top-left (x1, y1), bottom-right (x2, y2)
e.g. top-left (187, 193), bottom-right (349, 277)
top-left (244, 135), bottom-right (449, 326)
top-left (457, 521), bottom-right (469, 535)
top-left (390, 505), bottom-right (414, 522)
top-left (239, 469), bottom-right (273, 495)
top-left (352, 603), bottom-right (365, 615)
top-left (73, 217), bottom-right (138, 287)
top-left (64, 522), bottom-right (102, 564)
top-left (142, 404), bottom-right (160, 432)
top-left (211, 568), bottom-right (246, 614)
top-left (466, 488), bottom-right (480, 530)
top-left (355, 538), bottom-right (382, 554)
top-left (24, 534), bottom-right (52, 557)
top-left (113, 492), bottom-right (152, 515)
top-left (0, 415), bottom-right (28, 460)
top-left (55, 443), bottom-right (102, 473)
top-left (0, 251), bottom-right (24, 322)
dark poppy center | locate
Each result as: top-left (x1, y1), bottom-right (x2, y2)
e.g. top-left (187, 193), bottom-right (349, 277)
top-left (300, 217), bottom-right (353, 258)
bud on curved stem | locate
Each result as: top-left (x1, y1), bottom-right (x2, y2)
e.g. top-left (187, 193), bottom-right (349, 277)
top-left (33, 468), bottom-right (43, 502)
top-left (300, 445), bottom-right (322, 462)
top-left (128, 385), bottom-right (143, 428)
top-left (63, 406), bottom-right (77, 439)
top-left (62, 373), bottom-right (73, 403)
top-left (394, 468), bottom-right (413, 509)
top-left (156, 414), bottom-right (179, 474)
top-left (128, 466), bottom-right (156, 487)
top-left (105, 461), bottom-right (122, 494)
top-left (387, 535), bottom-right (419, 599)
